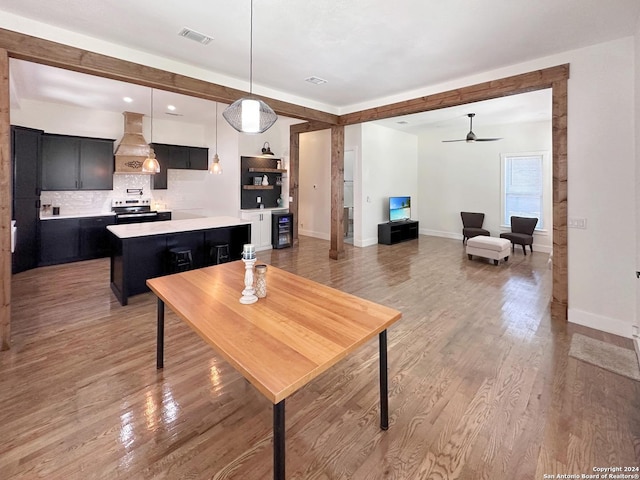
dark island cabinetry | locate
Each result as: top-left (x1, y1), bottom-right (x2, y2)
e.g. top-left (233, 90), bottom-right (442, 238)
top-left (378, 220), bottom-right (419, 245)
top-left (109, 222), bottom-right (250, 305)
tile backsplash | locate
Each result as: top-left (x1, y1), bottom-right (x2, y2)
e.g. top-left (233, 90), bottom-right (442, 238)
top-left (40, 174), bottom-right (152, 216)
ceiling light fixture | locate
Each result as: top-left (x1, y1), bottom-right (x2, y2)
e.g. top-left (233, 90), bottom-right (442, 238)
top-left (167, 105), bottom-right (176, 111)
top-left (142, 89), bottom-right (160, 173)
top-left (223, 0), bottom-right (277, 134)
top-left (209, 102), bottom-right (223, 175)
top-left (123, 96), bottom-right (133, 103)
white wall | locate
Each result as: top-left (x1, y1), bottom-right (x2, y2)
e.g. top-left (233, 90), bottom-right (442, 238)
top-left (418, 120), bottom-right (553, 253)
top-left (562, 38), bottom-right (636, 338)
top-left (299, 130), bottom-right (331, 239)
top-left (360, 123), bottom-right (418, 246)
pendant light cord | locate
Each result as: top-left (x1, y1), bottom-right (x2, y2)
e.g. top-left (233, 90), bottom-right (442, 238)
top-left (150, 88), bottom-right (154, 143)
top-left (215, 101), bottom-right (218, 150)
top-left (249, 0), bottom-right (253, 95)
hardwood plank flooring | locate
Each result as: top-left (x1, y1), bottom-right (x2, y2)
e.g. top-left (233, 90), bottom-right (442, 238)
top-left (2, 235), bottom-right (638, 479)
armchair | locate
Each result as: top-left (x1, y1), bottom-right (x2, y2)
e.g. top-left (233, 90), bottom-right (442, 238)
top-left (500, 216), bottom-right (538, 255)
top-left (460, 212), bottom-right (490, 244)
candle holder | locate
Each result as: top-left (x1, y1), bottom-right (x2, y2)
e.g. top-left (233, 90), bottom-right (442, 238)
top-left (240, 245), bottom-right (258, 304)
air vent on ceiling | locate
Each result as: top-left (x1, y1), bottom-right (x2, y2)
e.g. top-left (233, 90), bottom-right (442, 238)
top-left (165, 112), bottom-right (184, 117)
top-left (396, 121), bottom-right (409, 125)
top-left (305, 76), bottom-right (328, 85)
top-left (178, 27), bottom-right (213, 45)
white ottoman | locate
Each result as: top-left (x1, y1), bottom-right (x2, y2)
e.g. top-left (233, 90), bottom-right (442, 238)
top-left (466, 236), bottom-right (511, 265)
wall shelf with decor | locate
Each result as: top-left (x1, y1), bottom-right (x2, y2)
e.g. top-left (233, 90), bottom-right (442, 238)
top-left (248, 167), bottom-right (287, 174)
top-left (241, 156), bottom-right (285, 209)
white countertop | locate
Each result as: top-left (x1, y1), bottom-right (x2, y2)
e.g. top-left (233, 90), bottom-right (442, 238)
top-left (107, 216), bottom-right (250, 239)
top-left (40, 212), bottom-right (115, 220)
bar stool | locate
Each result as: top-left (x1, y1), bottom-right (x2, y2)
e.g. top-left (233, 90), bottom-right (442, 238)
top-left (210, 244), bottom-right (230, 265)
top-left (168, 247), bottom-right (193, 273)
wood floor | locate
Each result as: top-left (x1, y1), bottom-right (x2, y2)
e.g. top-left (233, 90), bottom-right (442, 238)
top-left (3, 235), bottom-right (639, 479)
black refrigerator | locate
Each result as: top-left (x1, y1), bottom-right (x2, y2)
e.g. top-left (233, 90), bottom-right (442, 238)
top-left (12, 126), bottom-right (43, 273)
top-left (272, 213), bottom-right (293, 249)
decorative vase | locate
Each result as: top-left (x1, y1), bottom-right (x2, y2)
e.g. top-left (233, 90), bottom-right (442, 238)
top-left (262, 175), bottom-right (269, 186)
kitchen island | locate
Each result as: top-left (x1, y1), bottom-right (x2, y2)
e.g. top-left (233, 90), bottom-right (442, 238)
top-left (108, 216), bottom-right (250, 306)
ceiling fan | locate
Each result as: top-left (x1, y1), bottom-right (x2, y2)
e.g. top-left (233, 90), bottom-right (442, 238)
top-left (442, 113), bottom-right (502, 143)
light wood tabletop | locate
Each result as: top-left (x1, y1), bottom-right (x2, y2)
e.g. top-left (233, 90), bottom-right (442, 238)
top-left (147, 260), bottom-right (402, 404)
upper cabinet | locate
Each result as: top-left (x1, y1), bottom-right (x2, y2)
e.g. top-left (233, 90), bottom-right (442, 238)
top-left (150, 143), bottom-right (208, 190)
top-left (41, 134), bottom-right (114, 191)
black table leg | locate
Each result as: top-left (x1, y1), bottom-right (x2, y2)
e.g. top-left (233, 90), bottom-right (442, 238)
top-left (379, 329), bottom-right (389, 430)
top-left (273, 399), bottom-right (285, 480)
top-left (156, 298), bottom-right (165, 369)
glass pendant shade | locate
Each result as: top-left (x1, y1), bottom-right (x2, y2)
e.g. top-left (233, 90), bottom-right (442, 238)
top-left (209, 153), bottom-right (222, 175)
top-left (223, 98), bottom-right (277, 134)
top-left (142, 147), bottom-right (160, 173)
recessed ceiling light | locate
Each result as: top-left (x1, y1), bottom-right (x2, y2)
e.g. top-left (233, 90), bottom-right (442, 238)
top-left (305, 76), bottom-right (327, 85)
top-left (123, 97), bottom-right (133, 103)
top-left (167, 105), bottom-right (176, 111)
top-left (178, 27), bottom-right (213, 45)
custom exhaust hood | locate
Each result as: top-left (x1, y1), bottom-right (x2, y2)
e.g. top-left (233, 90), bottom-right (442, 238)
top-left (114, 112), bottom-right (152, 173)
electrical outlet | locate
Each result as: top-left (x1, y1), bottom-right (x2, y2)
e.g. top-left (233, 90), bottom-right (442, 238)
top-left (568, 217), bottom-right (587, 229)
top-left (256, 196), bottom-right (262, 203)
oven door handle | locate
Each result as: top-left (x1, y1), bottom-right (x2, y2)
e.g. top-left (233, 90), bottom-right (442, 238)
top-left (117, 212), bottom-right (158, 219)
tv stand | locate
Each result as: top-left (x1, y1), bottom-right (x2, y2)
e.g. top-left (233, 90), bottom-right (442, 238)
top-left (378, 220), bottom-right (419, 245)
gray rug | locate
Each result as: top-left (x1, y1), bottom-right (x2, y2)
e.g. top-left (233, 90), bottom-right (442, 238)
top-left (569, 333), bottom-right (640, 381)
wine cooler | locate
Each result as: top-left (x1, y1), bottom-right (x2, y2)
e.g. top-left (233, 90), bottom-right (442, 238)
top-left (272, 212), bottom-right (293, 249)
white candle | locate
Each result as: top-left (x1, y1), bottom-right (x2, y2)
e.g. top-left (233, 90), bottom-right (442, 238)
top-left (243, 244), bottom-right (255, 254)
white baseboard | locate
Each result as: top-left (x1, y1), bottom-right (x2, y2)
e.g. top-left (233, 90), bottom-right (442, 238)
top-left (420, 229), bottom-right (462, 241)
top-left (357, 237), bottom-right (378, 247)
top-left (568, 308), bottom-right (635, 339)
top-left (298, 228), bottom-right (330, 241)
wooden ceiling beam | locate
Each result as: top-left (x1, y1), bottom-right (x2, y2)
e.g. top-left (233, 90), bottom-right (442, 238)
top-left (0, 28), bottom-right (339, 125)
top-left (338, 64), bottom-right (570, 125)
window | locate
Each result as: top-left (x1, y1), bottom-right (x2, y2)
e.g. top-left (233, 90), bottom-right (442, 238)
top-left (501, 153), bottom-right (544, 229)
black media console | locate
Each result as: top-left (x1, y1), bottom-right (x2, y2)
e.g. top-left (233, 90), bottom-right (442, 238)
top-left (378, 220), bottom-right (419, 245)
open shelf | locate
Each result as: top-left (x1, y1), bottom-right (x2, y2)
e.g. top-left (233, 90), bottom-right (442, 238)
top-left (248, 168), bottom-right (287, 173)
top-left (243, 185), bottom-right (275, 190)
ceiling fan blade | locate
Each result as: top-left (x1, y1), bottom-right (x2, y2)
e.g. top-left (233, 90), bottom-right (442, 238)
top-left (441, 139), bottom-right (466, 142)
top-left (475, 138), bottom-right (503, 142)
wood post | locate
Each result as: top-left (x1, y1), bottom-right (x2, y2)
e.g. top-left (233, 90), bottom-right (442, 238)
top-left (329, 126), bottom-right (345, 260)
top-left (0, 48), bottom-right (11, 350)
top-left (289, 131), bottom-right (299, 245)
top-left (551, 79), bottom-right (568, 318)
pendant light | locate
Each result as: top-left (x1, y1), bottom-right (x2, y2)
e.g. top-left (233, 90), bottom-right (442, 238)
top-left (209, 102), bottom-right (223, 175)
top-left (142, 88), bottom-right (160, 173)
top-left (223, 0), bottom-right (277, 134)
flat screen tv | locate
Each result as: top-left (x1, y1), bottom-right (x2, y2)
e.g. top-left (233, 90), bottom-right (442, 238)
top-left (389, 196), bottom-right (411, 222)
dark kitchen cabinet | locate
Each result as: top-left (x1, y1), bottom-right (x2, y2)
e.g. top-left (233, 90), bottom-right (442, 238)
top-left (40, 215), bottom-right (115, 266)
top-left (11, 126), bottom-right (43, 273)
top-left (187, 147), bottom-right (208, 170)
top-left (79, 216), bottom-right (116, 259)
top-left (150, 143), bottom-right (208, 190)
top-left (40, 218), bottom-right (80, 266)
top-left (42, 134), bottom-right (114, 191)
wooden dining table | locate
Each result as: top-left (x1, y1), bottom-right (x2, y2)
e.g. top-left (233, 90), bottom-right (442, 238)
top-left (147, 261), bottom-right (402, 480)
